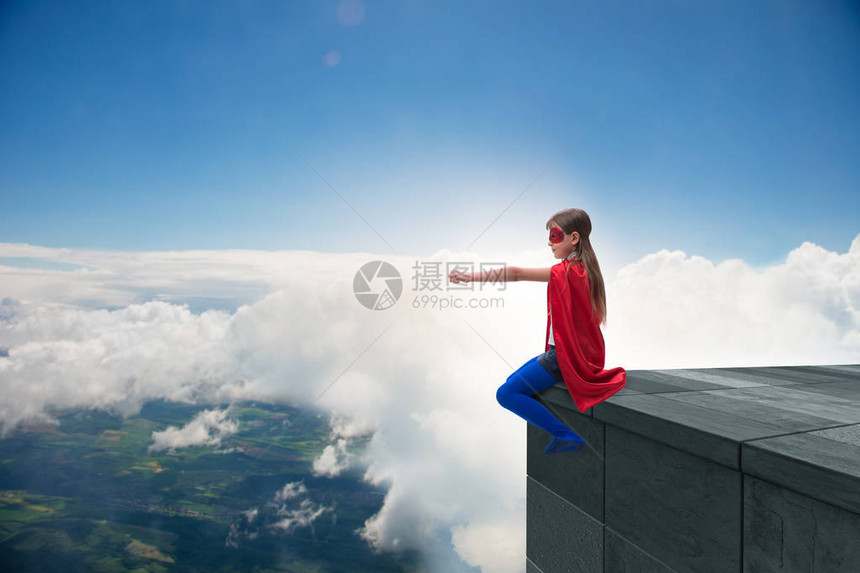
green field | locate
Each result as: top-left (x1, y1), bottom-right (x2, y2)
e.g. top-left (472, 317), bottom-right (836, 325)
top-left (0, 400), bottom-right (424, 572)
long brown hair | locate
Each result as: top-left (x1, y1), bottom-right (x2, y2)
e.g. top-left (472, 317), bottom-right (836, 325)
top-left (546, 208), bottom-right (608, 326)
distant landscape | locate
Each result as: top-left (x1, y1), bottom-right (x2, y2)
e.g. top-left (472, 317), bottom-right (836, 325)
top-left (0, 400), bottom-right (423, 572)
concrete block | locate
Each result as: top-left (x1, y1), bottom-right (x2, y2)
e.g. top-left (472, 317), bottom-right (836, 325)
top-left (605, 425), bottom-right (741, 573)
top-left (604, 527), bottom-right (676, 573)
top-left (744, 474), bottom-right (860, 572)
top-left (527, 476), bottom-right (603, 573)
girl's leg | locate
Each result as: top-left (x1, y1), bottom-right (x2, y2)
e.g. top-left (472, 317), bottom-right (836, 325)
top-left (496, 357), bottom-right (580, 440)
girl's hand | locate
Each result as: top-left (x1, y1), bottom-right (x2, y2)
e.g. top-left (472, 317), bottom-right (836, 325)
top-left (448, 269), bottom-right (471, 284)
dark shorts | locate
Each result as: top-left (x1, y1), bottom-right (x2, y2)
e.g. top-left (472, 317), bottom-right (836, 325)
top-left (536, 345), bottom-right (564, 384)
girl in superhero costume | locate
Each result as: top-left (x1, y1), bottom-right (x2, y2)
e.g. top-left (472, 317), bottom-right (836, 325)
top-left (449, 208), bottom-right (627, 455)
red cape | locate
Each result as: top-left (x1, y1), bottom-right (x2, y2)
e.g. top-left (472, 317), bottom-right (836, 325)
top-left (545, 258), bottom-right (626, 413)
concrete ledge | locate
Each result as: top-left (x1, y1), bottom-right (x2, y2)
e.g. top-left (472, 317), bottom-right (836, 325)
top-left (527, 364), bottom-right (860, 573)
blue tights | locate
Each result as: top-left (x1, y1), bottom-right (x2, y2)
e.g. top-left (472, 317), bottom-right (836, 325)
top-left (496, 355), bottom-right (586, 454)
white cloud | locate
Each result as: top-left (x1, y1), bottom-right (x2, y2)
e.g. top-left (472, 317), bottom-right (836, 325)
top-left (227, 480), bottom-right (333, 548)
top-left (607, 236), bottom-right (860, 369)
top-left (272, 498), bottom-right (334, 534)
top-left (275, 481), bottom-right (308, 502)
top-left (451, 519), bottom-right (525, 573)
top-left (149, 408), bottom-right (239, 453)
top-left (313, 438), bottom-right (356, 477)
top-left (0, 242), bottom-right (359, 311)
top-left (312, 413), bottom-right (375, 477)
top-left (2, 234), bottom-right (859, 572)
top-left (0, 298), bottom-right (235, 432)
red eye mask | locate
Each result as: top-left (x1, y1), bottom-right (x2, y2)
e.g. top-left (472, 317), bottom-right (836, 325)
top-left (549, 228), bottom-right (564, 244)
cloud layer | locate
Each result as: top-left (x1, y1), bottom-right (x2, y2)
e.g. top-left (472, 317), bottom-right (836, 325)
top-left (1, 234), bottom-right (859, 572)
top-left (609, 238), bottom-right (860, 368)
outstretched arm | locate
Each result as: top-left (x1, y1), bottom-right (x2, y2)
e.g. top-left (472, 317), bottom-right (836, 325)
top-left (448, 266), bottom-right (551, 283)
top-left (514, 267), bottom-right (551, 282)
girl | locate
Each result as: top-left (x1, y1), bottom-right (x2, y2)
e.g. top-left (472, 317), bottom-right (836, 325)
top-left (448, 208), bottom-right (627, 455)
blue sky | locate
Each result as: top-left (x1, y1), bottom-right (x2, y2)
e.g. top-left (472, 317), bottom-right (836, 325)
top-left (1, 0), bottom-right (858, 269)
